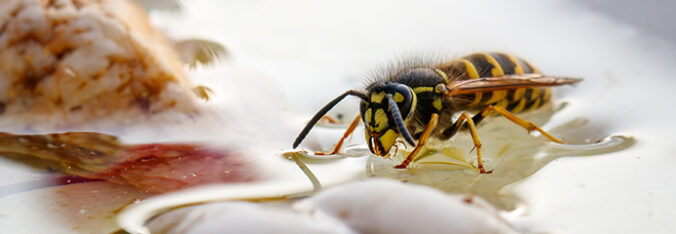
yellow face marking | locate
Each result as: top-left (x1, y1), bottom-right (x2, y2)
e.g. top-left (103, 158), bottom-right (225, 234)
top-left (511, 98), bottom-right (527, 113)
top-left (433, 98), bottom-right (443, 110)
top-left (481, 53), bottom-right (505, 76)
top-left (486, 90), bottom-right (507, 104)
top-left (375, 129), bottom-right (399, 156)
top-left (365, 127), bottom-right (371, 140)
top-left (512, 88), bottom-right (526, 101)
top-left (393, 93), bottom-right (404, 102)
top-left (365, 128), bottom-right (374, 153)
top-left (530, 88), bottom-right (542, 100)
top-left (374, 108), bottom-right (388, 132)
top-left (413, 87), bottom-right (434, 93)
top-left (364, 108), bottom-right (372, 125)
top-left (370, 92), bottom-right (386, 103)
top-left (505, 54), bottom-right (525, 75)
top-left (461, 59), bottom-right (480, 79)
top-left (408, 88), bottom-right (417, 117)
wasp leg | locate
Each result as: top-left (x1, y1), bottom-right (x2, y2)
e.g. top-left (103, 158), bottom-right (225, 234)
top-left (488, 106), bottom-right (564, 144)
top-left (441, 105), bottom-right (492, 140)
top-left (447, 112), bottom-right (491, 174)
top-left (314, 115), bottom-right (361, 155)
top-left (320, 115), bottom-right (340, 124)
top-left (394, 113), bottom-right (439, 169)
top-left (439, 104), bottom-right (564, 173)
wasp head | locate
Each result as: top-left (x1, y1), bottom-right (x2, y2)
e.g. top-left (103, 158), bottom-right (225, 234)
top-left (360, 82), bottom-right (417, 156)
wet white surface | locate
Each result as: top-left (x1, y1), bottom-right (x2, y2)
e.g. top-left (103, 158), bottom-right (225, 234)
top-left (1, 0), bottom-right (675, 233)
top-left (140, 179), bottom-right (517, 234)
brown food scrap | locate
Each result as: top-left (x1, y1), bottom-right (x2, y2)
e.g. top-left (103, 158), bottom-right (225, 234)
top-left (0, 0), bottom-right (204, 127)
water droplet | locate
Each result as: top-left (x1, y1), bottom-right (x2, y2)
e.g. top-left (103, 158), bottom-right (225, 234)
top-left (79, 209), bottom-right (86, 214)
top-left (91, 190), bottom-right (98, 193)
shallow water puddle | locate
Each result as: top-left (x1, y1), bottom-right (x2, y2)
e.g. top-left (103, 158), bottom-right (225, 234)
top-left (294, 102), bottom-right (634, 210)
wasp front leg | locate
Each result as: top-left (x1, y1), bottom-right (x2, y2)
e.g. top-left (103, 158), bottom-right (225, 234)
top-left (319, 115), bottom-right (340, 124)
top-left (314, 115), bottom-right (361, 155)
top-left (394, 113), bottom-right (439, 169)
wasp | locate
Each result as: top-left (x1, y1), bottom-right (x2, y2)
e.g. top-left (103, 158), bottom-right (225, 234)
top-left (293, 52), bottom-right (581, 173)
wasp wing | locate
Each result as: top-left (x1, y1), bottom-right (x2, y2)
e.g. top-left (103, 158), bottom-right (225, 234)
top-left (448, 74), bottom-right (582, 95)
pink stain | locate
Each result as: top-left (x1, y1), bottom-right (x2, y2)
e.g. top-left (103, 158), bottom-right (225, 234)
top-left (0, 132), bottom-right (261, 194)
top-left (93, 144), bottom-right (258, 193)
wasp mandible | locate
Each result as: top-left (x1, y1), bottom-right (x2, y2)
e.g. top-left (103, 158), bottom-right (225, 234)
top-left (293, 52), bottom-right (581, 173)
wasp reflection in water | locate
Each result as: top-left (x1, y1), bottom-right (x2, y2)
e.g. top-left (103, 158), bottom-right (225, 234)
top-left (366, 103), bottom-right (633, 210)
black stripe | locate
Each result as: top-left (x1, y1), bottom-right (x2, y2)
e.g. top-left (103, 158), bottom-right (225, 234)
top-left (522, 89), bottom-right (546, 111)
top-left (464, 53), bottom-right (495, 78)
top-left (489, 53), bottom-right (517, 75)
top-left (523, 88), bottom-right (533, 101)
top-left (506, 98), bottom-right (523, 113)
top-left (516, 58), bottom-right (534, 74)
top-left (522, 98), bottom-right (537, 111)
top-left (479, 91), bottom-right (493, 103)
top-left (505, 89), bottom-right (516, 103)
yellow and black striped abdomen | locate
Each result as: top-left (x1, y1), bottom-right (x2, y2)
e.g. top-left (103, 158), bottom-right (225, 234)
top-left (436, 52), bottom-right (551, 114)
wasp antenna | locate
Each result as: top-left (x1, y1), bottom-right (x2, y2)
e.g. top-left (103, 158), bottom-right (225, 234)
top-left (387, 94), bottom-right (415, 146)
top-left (293, 90), bottom-right (368, 148)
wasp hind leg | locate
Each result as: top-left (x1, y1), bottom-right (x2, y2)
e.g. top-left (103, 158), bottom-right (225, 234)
top-left (394, 113), bottom-right (439, 169)
top-left (488, 105), bottom-right (564, 144)
top-left (439, 105), bottom-right (564, 174)
top-left (314, 115), bottom-right (361, 155)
